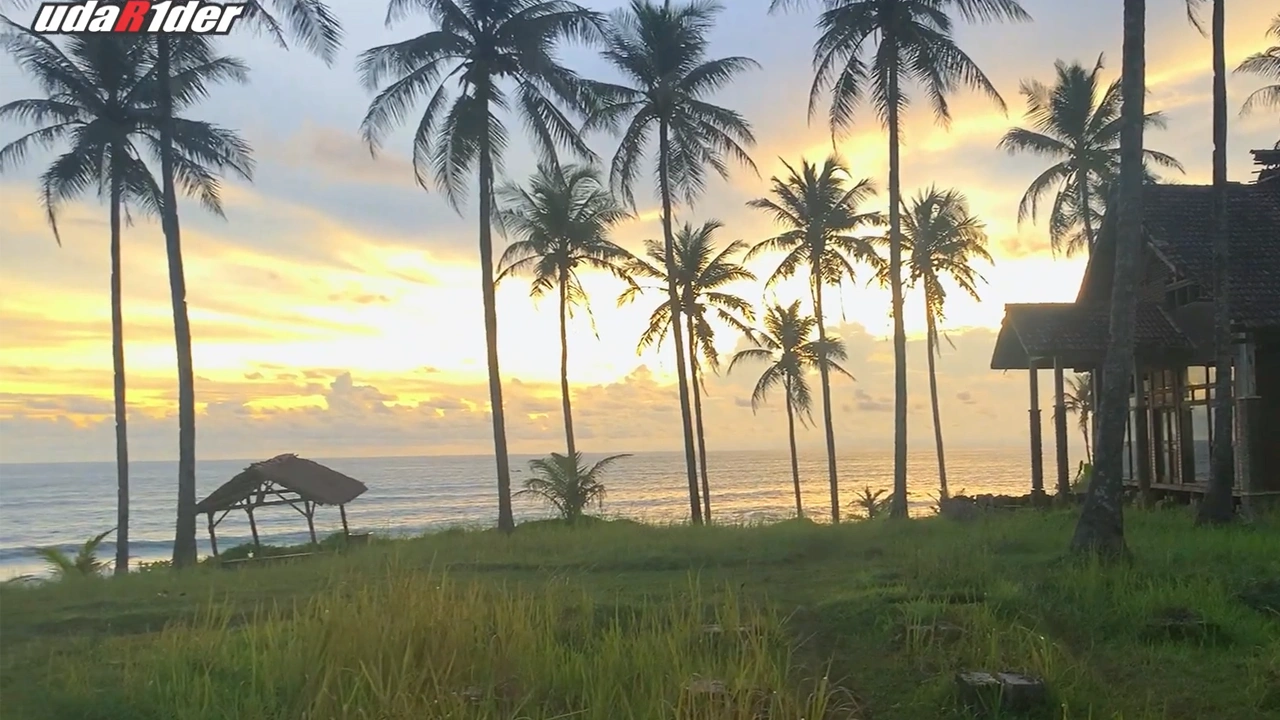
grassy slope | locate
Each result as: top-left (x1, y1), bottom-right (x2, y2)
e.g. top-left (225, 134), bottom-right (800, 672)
top-left (1, 510), bottom-right (1278, 719)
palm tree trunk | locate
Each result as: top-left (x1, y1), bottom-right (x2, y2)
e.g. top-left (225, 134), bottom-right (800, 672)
top-left (812, 282), bottom-right (840, 524)
top-left (1082, 425), bottom-right (1092, 464)
top-left (109, 159), bottom-right (129, 577)
top-left (925, 306), bottom-right (948, 500)
top-left (658, 121), bottom-right (703, 525)
top-left (1070, 0), bottom-right (1144, 557)
top-left (887, 58), bottom-right (910, 520)
top-left (785, 377), bottom-right (803, 519)
top-left (1077, 168), bottom-right (1096, 253)
top-left (1198, 0), bottom-right (1235, 526)
top-left (478, 84), bottom-right (515, 534)
top-left (558, 268), bottom-right (576, 458)
top-left (687, 314), bottom-right (712, 522)
top-left (159, 35), bottom-right (198, 569)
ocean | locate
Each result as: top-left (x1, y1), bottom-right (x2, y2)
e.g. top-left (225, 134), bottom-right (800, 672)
top-left (0, 447), bottom-right (1037, 579)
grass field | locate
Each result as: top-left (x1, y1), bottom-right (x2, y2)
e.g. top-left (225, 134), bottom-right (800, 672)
top-left (1, 510), bottom-right (1278, 719)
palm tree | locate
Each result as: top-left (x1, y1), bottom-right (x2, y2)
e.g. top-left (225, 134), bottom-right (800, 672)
top-left (358, 0), bottom-right (603, 534)
top-left (998, 56), bottom-right (1183, 257)
top-left (728, 301), bottom-right (852, 519)
top-left (1061, 373), bottom-right (1093, 463)
top-left (1185, 0), bottom-right (1234, 525)
top-left (1071, 0), bottom-right (1145, 557)
top-left (162, 1), bottom-right (343, 567)
top-left (775, 0), bottom-right (1031, 519)
top-left (746, 156), bottom-right (882, 523)
top-left (889, 187), bottom-right (992, 501)
top-left (518, 452), bottom-right (632, 525)
top-left (622, 220), bottom-right (756, 521)
top-left (586, 0), bottom-right (757, 525)
top-left (1235, 13), bottom-right (1279, 116)
top-left (0, 26), bottom-right (251, 575)
top-left (495, 163), bottom-right (634, 459)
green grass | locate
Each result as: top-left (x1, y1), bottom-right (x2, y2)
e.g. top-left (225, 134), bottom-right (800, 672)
top-left (2, 510), bottom-right (1278, 719)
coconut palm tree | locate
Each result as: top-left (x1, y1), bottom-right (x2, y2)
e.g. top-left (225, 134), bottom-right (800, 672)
top-left (1235, 13), bottom-right (1279, 116)
top-left (621, 220), bottom-right (756, 520)
top-left (998, 56), bottom-right (1183, 257)
top-left (728, 301), bottom-right (852, 519)
top-left (160, 0), bottom-right (342, 567)
top-left (774, 0), bottom-right (1030, 520)
top-left (586, 0), bottom-right (757, 524)
top-left (746, 156), bottom-right (882, 523)
top-left (518, 452), bottom-right (632, 525)
top-left (889, 187), bottom-right (992, 501)
top-left (358, 0), bottom-right (604, 534)
top-left (0, 25), bottom-right (252, 575)
top-left (1185, 0), bottom-right (1235, 525)
top-left (1060, 373), bottom-right (1093, 463)
top-left (1071, 0), bottom-right (1145, 557)
top-left (495, 163), bottom-right (634, 459)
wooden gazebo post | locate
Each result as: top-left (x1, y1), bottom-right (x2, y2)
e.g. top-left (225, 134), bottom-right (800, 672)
top-left (304, 501), bottom-right (318, 546)
top-left (246, 505), bottom-right (261, 550)
top-left (1028, 358), bottom-right (1045, 497)
top-left (339, 504), bottom-right (350, 537)
top-left (1052, 357), bottom-right (1070, 495)
top-left (206, 512), bottom-right (220, 558)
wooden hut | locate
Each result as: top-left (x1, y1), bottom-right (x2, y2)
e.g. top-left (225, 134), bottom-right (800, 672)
top-left (990, 159), bottom-right (1280, 505)
top-left (196, 453), bottom-right (368, 557)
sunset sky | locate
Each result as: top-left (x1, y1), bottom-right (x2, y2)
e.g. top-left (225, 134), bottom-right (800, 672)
top-left (0, 0), bottom-right (1277, 463)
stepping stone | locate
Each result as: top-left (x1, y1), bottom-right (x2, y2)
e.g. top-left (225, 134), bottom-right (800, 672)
top-left (896, 620), bottom-right (965, 647)
top-left (1143, 608), bottom-right (1228, 644)
top-left (682, 680), bottom-right (776, 720)
top-left (454, 687), bottom-right (484, 704)
top-left (701, 624), bottom-right (759, 637)
top-left (685, 678), bottom-right (729, 695)
top-left (956, 670), bottom-right (1047, 715)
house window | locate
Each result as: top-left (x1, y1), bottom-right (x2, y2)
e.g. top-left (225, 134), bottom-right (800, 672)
top-left (1164, 281), bottom-right (1203, 308)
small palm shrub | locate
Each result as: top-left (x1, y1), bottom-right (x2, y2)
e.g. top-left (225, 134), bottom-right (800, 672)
top-left (851, 487), bottom-right (892, 520)
top-left (34, 528), bottom-right (115, 579)
top-left (518, 452), bottom-right (631, 524)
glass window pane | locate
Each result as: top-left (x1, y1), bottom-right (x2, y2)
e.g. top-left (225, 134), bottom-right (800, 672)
top-left (1192, 404), bottom-right (1211, 480)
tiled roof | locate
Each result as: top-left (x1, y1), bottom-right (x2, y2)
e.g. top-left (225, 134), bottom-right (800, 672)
top-left (990, 302), bottom-right (1193, 370)
top-left (995, 178), bottom-right (1278, 370)
top-left (1142, 182), bottom-right (1280, 328)
top-left (1253, 148), bottom-right (1279, 183)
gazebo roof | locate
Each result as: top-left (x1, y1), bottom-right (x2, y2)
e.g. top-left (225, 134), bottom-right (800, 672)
top-left (196, 454), bottom-right (368, 514)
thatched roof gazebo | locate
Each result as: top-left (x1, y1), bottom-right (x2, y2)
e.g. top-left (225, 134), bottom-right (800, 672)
top-left (196, 454), bottom-right (368, 558)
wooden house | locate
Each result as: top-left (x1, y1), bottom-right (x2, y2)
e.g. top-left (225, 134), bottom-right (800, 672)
top-left (990, 149), bottom-right (1280, 504)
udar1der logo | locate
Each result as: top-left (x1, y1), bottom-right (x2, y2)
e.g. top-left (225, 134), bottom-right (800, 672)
top-left (31, 1), bottom-right (247, 35)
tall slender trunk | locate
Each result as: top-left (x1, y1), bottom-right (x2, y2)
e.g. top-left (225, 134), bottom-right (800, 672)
top-left (109, 160), bottom-right (129, 577)
top-left (887, 57), bottom-right (910, 519)
top-left (558, 267), bottom-right (576, 458)
top-left (1082, 425), bottom-right (1092, 464)
top-left (925, 305), bottom-right (948, 500)
top-left (784, 376), bottom-right (803, 518)
top-left (160, 35), bottom-right (197, 569)
top-left (812, 281), bottom-right (840, 523)
top-left (688, 314), bottom-right (712, 522)
top-left (1070, 0), bottom-right (1144, 557)
top-left (1077, 166), bottom-right (1096, 253)
top-left (658, 118), bottom-right (703, 525)
top-left (1199, 0), bottom-right (1234, 525)
top-left (477, 84), bottom-right (515, 534)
